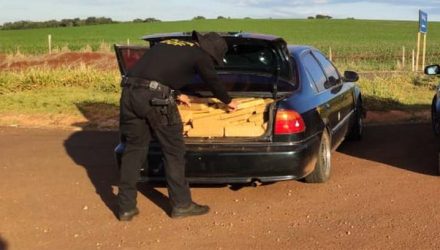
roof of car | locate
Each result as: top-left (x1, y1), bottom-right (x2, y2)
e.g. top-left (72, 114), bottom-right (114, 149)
top-left (141, 32), bottom-right (317, 57)
top-left (287, 45), bottom-right (316, 55)
top-left (141, 32), bottom-right (283, 42)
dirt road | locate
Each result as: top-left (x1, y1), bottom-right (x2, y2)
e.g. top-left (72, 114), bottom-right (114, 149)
top-left (0, 123), bottom-right (439, 250)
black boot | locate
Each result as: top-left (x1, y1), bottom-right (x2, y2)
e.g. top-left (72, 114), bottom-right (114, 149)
top-left (118, 207), bottom-right (139, 221)
top-left (171, 202), bottom-right (210, 219)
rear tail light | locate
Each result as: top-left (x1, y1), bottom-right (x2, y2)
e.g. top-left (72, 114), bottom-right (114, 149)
top-left (274, 109), bottom-right (306, 134)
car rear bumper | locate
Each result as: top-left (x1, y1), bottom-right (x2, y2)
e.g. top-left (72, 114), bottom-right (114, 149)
top-left (115, 135), bottom-right (321, 184)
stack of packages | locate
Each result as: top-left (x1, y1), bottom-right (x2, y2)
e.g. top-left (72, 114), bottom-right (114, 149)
top-left (178, 97), bottom-right (274, 137)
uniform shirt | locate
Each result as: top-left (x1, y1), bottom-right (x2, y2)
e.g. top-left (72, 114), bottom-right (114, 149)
top-left (127, 39), bottom-right (232, 104)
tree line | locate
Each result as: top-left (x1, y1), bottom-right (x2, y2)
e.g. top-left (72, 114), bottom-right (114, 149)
top-left (0, 17), bottom-right (161, 30)
top-left (1, 15), bottom-right (344, 30)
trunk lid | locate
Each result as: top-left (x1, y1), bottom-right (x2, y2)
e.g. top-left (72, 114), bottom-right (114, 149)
top-left (114, 44), bottom-right (148, 76)
top-left (117, 32), bottom-right (297, 97)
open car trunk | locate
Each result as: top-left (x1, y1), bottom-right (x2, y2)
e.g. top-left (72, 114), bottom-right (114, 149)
top-left (178, 96), bottom-right (274, 138)
top-left (114, 36), bottom-right (295, 140)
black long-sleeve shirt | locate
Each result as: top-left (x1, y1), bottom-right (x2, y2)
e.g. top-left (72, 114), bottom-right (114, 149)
top-left (127, 40), bottom-right (232, 104)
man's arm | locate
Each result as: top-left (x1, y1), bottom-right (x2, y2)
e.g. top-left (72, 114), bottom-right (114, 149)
top-left (195, 55), bottom-right (232, 104)
top-left (195, 55), bottom-right (238, 111)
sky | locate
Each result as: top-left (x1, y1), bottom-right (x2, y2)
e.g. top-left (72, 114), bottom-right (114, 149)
top-left (1, 0), bottom-right (440, 24)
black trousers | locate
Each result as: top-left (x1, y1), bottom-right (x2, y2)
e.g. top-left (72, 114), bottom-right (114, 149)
top-left (118, 84), bottom-right (192, 212)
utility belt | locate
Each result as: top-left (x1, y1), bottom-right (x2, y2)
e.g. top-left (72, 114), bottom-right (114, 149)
top-left (122, 77), bottom-right (175, 106)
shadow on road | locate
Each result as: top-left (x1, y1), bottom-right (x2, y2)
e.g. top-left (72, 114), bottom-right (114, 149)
top-left (338, 122), bottom-right (439, 176)
top-left (64, 130), bottom-right (120, 217)
top-left (0, 236), bottom-right (8, 250)
top-left (64, 102), bottom-right (178, 218)
top-left (71, 102), bottom-right (119, 129)
top-left (137, 183), bottom-right (172, 215)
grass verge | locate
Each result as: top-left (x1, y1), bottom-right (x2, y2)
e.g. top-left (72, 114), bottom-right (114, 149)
top-left (357, 72), bottom-right (437, 111)
top-left (0, 66), bottom-right (438, 129)
top-left (0, 87), bottom-right (119, 114)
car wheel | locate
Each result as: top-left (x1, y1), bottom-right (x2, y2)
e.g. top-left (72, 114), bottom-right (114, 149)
top-left (304, 130), bottom-right (331, 183)
top-left (347, 103), bottom-right (363, 141)
top-left (432, 97), bottom-right (440, 136)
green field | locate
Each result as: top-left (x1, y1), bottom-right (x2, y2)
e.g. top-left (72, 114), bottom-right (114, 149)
top-left (1, 19), bottom-right (439, 125)
top-left (2, 19), bottom-right (440, 70)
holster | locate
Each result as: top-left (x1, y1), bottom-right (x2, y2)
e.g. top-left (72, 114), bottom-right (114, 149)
top-left (150, 96), bottom-right (179, 125)
top-left (122, 77), bottom-right (180, 125)
top-left (150, 97), bottom-right (172, 106)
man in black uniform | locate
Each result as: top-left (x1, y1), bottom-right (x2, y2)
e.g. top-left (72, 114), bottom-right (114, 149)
top-left (118, 31), bottom-right (238, 221)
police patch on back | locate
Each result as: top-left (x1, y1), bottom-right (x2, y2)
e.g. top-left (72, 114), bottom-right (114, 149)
top-left (160, 39), bottom-right (197, 47)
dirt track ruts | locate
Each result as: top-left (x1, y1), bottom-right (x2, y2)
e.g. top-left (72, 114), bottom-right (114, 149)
top-left (0, 123), bottom-right (439, 250)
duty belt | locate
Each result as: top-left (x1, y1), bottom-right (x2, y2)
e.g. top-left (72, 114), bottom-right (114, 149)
top-left (122, 77), bottom-right (176, 106)
top-left (122, 77), bottom-right (172, 95)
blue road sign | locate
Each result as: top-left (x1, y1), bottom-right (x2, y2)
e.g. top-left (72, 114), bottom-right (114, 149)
top-left (419, 10), bottom-right (428, 33)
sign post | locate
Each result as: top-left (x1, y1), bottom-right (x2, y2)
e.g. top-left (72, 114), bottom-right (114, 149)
top-left (416, 10), bottom-right (428, 71)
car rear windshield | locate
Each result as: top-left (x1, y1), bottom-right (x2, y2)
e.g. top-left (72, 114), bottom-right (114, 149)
top-left (184, 39), bottom-right (296, 94)
top-left (220, 41), bottom-right (277, 72)
top-left (182, 73), bottom-right (295, 94)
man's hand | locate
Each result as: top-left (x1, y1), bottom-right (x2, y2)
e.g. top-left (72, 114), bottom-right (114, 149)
top-left (176, 94), bottom-right (191, 107)
top-left (227, 100), bottom-right (238, 112)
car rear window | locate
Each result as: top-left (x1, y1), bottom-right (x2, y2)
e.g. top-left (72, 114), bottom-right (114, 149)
top-left (182, 73), bottom-right (295, 94)
top-left (184, 39), bottom-right (296, 94)
top-left (221, 43), bottom-right (276, 73)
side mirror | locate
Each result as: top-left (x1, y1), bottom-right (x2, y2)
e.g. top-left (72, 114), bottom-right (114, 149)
top-left (344, 71), bottom-right (359, 82)
top-left (424, 64), bottom-right (440, 75)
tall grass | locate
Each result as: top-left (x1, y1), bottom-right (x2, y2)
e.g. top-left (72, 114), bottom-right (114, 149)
top-left (0, 66), bottom-right (119, 94)
top-left (0, 66), bottom-right (120, 115)
top-left (0, 65), bottom-right (437, 114)
top-left (357, 72), bottom-right (437, 110)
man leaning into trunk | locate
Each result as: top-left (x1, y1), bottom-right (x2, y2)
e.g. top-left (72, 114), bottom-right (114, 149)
top-left (117, 31), bottom-right (238, 221)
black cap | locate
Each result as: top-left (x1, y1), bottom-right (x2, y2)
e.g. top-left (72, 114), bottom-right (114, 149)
top-left (192, 31), bottom-right (228, 66)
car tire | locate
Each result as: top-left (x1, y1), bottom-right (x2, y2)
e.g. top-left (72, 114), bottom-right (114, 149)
top-left (304, 130), bottom-right (331, 183)
top-left (432, 96), bottom-right (440, 136)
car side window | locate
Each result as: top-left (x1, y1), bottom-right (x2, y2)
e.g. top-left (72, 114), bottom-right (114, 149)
top-left (313, 51), bottom-right (341, 87)
top-left (287, 56), bottom-right (299, 85)
top-left (302, 53), bottom-right (327, 92)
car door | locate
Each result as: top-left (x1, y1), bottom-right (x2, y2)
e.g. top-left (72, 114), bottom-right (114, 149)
top-left (311, 51), bottom-right (355, 147)
top-left (302, 51), bottom-right (353, 149)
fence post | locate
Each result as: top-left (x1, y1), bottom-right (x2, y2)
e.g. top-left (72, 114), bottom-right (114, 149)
top-left (127, 38), bottom-right (130, 45)
top-left (329, 47), bottom-right (332, 61)
top-left (412, 49), bottom-right (415, 72)
top-left (48, 34), bottom-right (52, 54)
top-left (402, 46), bottom-right (405, 68)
